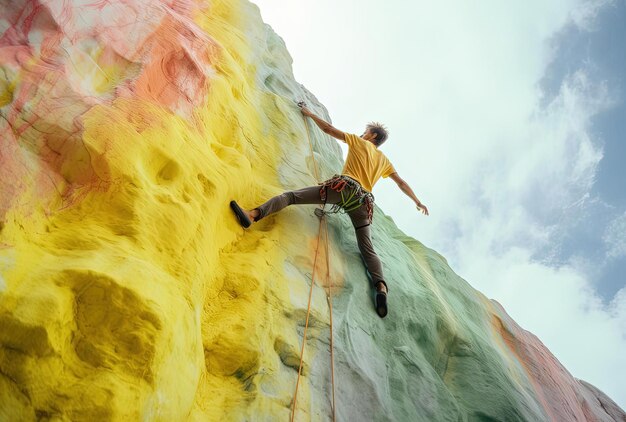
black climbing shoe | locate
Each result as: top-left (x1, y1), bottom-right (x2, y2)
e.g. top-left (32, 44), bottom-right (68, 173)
top-left (375, 290), bottom-right (388, 318)
top-left (230, 200), bottom-right (251, 228)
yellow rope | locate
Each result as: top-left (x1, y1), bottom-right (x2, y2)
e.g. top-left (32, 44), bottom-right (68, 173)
top-left (290, 109), bottom-right (336, 422)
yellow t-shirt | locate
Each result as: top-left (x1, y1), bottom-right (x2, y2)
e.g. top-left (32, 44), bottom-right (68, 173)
top-left (341, 133), bottom-right (396, 192)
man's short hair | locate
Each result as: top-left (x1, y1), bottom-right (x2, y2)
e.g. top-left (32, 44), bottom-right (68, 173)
top-left (366, 122), bottom-right (389, 146)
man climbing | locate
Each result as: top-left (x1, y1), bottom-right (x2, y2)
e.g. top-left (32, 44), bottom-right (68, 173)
top-left (230, 104), bottom-right (429, 318)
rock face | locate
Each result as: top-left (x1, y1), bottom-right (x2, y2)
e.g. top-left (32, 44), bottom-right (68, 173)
top-left (0, 0), bottom-right (624, 421)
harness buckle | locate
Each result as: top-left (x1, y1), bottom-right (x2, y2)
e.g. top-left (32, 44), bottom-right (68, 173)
top-left (314, 207), bottom-right (327, 218)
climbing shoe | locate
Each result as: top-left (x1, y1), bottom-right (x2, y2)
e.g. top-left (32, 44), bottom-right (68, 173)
top-left (375, 290), bottom-right (388, 318)
top-left (230, 200), bottom-right (252, 228)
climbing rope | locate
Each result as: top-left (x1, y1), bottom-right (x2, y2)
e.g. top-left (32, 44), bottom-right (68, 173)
top-left (303, 114), bottom-right (321, 183)
top-left (290, 103), bottom-right (336, 422)
top-left (323, 218), bottom-right (336, 422)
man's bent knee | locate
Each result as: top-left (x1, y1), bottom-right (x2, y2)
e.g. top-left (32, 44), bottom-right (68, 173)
top-left (283, 191), bottom-right (297, 205)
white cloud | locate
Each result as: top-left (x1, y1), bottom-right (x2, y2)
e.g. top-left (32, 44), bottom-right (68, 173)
top-left (570, 0), bottom-right (616, 29)
top-left (254, 0), bottom-right (626, 409)
top-left (604, 212), bottom-right (626, 259)
top-left (610, 287), bottom-right (626, 335)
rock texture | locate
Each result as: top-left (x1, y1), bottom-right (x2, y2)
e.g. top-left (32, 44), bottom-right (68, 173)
top-left (0, 0), bottom-right (624, 421)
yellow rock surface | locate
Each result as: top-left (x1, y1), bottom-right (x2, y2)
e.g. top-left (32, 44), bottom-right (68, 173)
top-left (0, 1), bottom-right (322, 420)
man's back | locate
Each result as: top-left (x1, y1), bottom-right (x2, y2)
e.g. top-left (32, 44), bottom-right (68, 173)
top-left (341, 133), bottom-right (396, 192)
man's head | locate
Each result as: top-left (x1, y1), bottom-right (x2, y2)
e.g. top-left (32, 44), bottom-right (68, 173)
top-left (361, 122), bottom-right (389, 147)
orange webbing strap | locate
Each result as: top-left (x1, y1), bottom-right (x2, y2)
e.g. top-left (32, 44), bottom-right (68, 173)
top-left (290, 111), bottom-right (336, 422)
top-left (330, 179), bottom-right (348, 191)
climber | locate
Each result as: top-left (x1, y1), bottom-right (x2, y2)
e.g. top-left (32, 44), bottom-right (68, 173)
top-left (230, 104), bottom-right (428, 318)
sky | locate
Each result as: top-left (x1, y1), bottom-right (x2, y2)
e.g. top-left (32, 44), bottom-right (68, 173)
top-left (253, 0), bottom-right (626, 410)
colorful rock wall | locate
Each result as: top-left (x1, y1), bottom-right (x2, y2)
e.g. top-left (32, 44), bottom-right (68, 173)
top-left (1, 0), bottom-right (624, 420)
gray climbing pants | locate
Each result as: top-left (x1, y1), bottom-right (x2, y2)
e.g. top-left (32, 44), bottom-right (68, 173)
top-left (254, 184), bottom-right (388, 292)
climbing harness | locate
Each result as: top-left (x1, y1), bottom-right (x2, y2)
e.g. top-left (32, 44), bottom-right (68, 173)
top-left (290, 101), bottom-right (337, 422)
top-left (318, 174), bottom-right (375, 224)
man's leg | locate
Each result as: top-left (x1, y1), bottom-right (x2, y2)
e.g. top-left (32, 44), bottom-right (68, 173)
top-left (247, 184), bottom-right (343, 223)
top-left (348, 206), bottom-right (388, 294)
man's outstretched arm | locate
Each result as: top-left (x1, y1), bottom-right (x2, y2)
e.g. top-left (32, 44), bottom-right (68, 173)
top-left (300, 106), bottom-right (346, 141)
top-left (389, 172), bottom-right (429, 215)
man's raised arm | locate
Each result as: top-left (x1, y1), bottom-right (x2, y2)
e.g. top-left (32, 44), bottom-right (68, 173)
top-left (299, 106), bottom-right (346, 141)
top-left (389, 173), bottom-right (429, 215)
